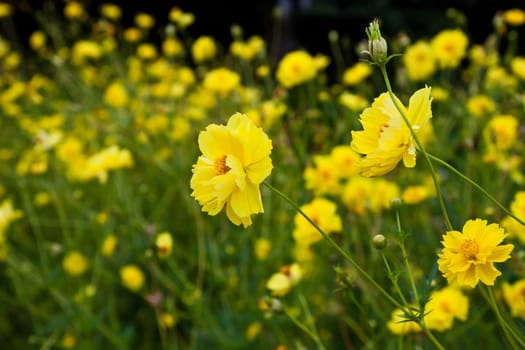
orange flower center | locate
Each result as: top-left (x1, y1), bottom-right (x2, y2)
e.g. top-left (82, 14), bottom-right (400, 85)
top-left (214, 155), bottom-right (231, 175)
top-left (459, 238), bottom-right (479, 260)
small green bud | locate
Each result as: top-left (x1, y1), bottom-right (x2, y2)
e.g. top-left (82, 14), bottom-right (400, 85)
top-left (390, 197), bottom-right (403, 208)
top-left (363, 19), bottom-right (388, 63)
top-left (372, 234), bottom-right (387, 250)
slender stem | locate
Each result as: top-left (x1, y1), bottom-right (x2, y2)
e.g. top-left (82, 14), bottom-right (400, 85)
top-left (379, 65), bottom-right (453, 231)
top-left (394, 209), bottom-right (419, 306)
top-left (284, 305), bottom-right (327, 350)
top-left (263, 181), bottom-right (403, 309)
top-left (427, 153), bottom-right (525, 228)
top-left (420, 323), bottom-right (446, 350)
top-left (381, 253), bottom-right (409, 305)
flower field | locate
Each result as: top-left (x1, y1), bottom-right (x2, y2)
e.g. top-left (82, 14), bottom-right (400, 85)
top-left (2, 2), bottom-right (525, 349)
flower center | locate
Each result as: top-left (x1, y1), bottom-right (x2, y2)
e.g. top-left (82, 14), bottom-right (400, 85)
top-left (214, 155), bottom-right (231, 175)
top-left (459, 238), bottom-right (479, 260)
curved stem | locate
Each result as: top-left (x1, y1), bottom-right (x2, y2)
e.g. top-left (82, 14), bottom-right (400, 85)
top-left (263, 181), bottom-right (403, 309)
top-left (379, 65), bottom-right (453, 231)
top-left (427, 153), bottom-right (525, 228)
top-left (394, 209), bottom-right (419, 306)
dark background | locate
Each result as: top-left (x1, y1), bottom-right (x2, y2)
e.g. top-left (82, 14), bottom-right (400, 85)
top-left (3, 0), bottom-right (525, 62)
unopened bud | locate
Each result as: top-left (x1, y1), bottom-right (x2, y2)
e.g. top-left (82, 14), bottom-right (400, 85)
top-left (372, 234), bottom-right (387, 250)
top-left (363, 19), bottom-right (388, 63)
top-left (390, 197), bottom-right (402, 208)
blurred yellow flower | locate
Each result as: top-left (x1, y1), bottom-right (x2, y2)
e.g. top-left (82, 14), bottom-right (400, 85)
top-left (330, 145), bottom-right (361, 179)
top-left (402, 185), bottom-right (430, 204)
top-left (101, 234), bottom-right (117, 257)
top-left (503, 8), bottom-right (525, 26)
top-left (61, 333), bottom-right (76, 349)
top-left (0, 2), bottom-right (13, 17)
top-left (203, 67), bottom-right (241, 97)
top-left (162, 37), bottom-right (184, 57)
top-left (485, 114), bottom-right (519, 151)
top-left (245, 322), bottom-right (262, 340)
top-left (424, 286), bottom-right (469, 331)
top-left (230, 36), bottom-right (265, 61)
top-left (80, 145), bottom-right (134, 183)
top-left (134, 12), bottom-right (155, 29)
top-left (293, 198), bottom-right (341, 246)
top-left (342, 62), bottom-right (372, 86)
top-left (510, 56), bottom-right (525, 80)
top-left (159, 313), bottom-right (177, 329)
top-left (266, 263), bottom-right (302, 296)
top-left (192, 36), bottom-right (217, 63)
top-left (303, 155), bottom-right (341, 196)
top-left (124, 27), bottom-right (142, 42)
top-left (120, 264), bottom-right (145, 291)
top-left (351, 86), bottom-right (433, 177)
top-left (156, 231), bottom-right (173, 258)
top-left (169, 7), bottom-right (195, 29)
top-left (29, 31), bottom-right (47, 51)
top-left (104, 81), bottom-right (129, 108)
top-left (403, 40), bottom-right (436, 81)
top-left (276, 50), bottom-right (317, 88)
top-left (101, 3), bottom-right (121, 20)
top-left (502, 279), bottom-right (525, 319)
top-left (190, 113), bottom-right (273, 227)
top-left (438, 219), bottom-right (514, 288)
top-left (62, 251), bottom-right (89, 276)
top-left (387, 308), bottom-right (422, 334)
top-left (466, 94), bottom-right (495, 118)
top-left (64, 1), bottom-right (85, 20)
top-left (71, 40), bottom-right (102, 65)
top-left (34, 192), bottom-right (51, 207)
top-left (431, 29), bottom-right (468, 68)
top-left (136, 43), bottom-right (157, 60)
top-left (254, 238), bottom-right (272, 260)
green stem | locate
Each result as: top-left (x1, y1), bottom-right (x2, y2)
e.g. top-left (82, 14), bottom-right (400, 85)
top-left (427, 153), bottom-right (525, 227)
top-left (481, 285), bottom-right (525, 349)
top-left (394, 209), bottom-right (419, 306)
top-left (263, 181), bottom-right (402, 309)
top-left (379, 65), bottom-right (453, 231)
top-left (381, 253), bottom-right (408, 305)
top-left (420, 323), bottom-right (446, 350)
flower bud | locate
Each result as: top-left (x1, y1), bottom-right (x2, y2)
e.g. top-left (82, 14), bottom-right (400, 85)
top-left (363, 19), bottom-right (388, 63)
top-left (372, 234), bottom-right (387, 250)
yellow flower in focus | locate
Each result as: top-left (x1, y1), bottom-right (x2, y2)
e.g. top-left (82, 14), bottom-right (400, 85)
top-left (466, 94), bottom-right (495, 118)
top-left (120, 264), bottom-right (145, 291)
top-left (403, 40), bottom-right (436, 81)
top-left (104, 81), bottom-right (129, 108)
top-left (510, 56), bottom-right (525, 80)
top-left (254, 238), bottom-right (271, 260)
top-left (192, 36), bottom-right (217, 63)
top-left (504, 8), bottom-right (525, 26)
top-left (156, 231), bottom-right (173, 258)
top-left (387, 309), bottom-right (422, 335)
top-left (276, 50), bottom-right (317, 88)
top-left (62, 251), bottom-right (89, 276)
top-left (101, 234), bottom-right (117, 257)
top-left (101, 3), bottom-right (121, 20)
top-left (64, 1), bottom-right (85, 20)
top-left (431, 29), bottom-right (468, 68)
top-left (0, 2), bottom-right (13, 17)
top-left (203, 68), bottom-right (241, 97)
top-left (424, 286), bottom-right (469, 331)
top-left (342, 62), bottom-right (372, 86)
top-left (351, 86), bottom-right (433, 177)
top-left (293, 198), bottom-right (342, 246)
top-left (502, 279), bottom-right (525, 319)
top-left (339, 92), bottom-right (368, 112)
top-left (438, 219), bottom-right (514, 288)
top-left (266, 263), bottom-right (302, 296)
top-left (190, 113), bottom-right (273, 228)
top-left (135, 12), bottom-right (155, 29)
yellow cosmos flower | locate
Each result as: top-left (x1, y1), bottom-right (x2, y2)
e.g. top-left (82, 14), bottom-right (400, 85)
top-left (431, 29), bottom-right (468, 68)
top-left (503, 8), bottom-right (525, 26)
top-left (438, 219), bottom-right (514, 288)
top-left (351, 86), bottom-right (433, 177)
top-left (342, 62), bottom-right (372, 86)
top-left (276, 50), bottom-right (317, 88)
top-left (403, 40), bottom-right (436, 82)
top-left (502, 279), bottom-right (525, 319)
top-left (292, 197), bottom-right (342, 246)
top-left (190, 113), bottom-right (273, 228)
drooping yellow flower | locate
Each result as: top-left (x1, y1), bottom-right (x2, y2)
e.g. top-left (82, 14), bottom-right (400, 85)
top-left (203, 68), bottom-right (241, 97)
top-left (190, 113), bottom-right (273, 228)
top-left (192, 36), bottom-right (217, 63)
top-left (120, 264), bottom-right (145, 291)
top-left (276, 50), bottom-right (317, 88)
top-left (351, 86), bottom-right (433, 177)
top-left (403, 40), bottom-right (436, 82)
top-left (342, 62), bottom-right (372, 86)
top-left (62, 251), bottom-right (89, 276)
top-left (424, 286), bottom-right (469, 331)
top-left (502, 279), bottom-right (525, 319)
top-left (431, 29), bottom-right (468, 68)
top-left (292, 197), bottom-right (342, 246)
top-left (438, 219), bottom-right (514, 288)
